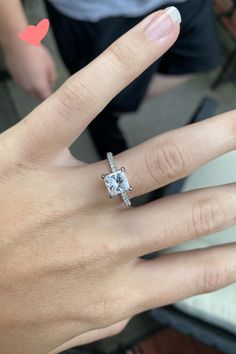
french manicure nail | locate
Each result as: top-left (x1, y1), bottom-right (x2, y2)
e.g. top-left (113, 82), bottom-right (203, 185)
top-left (145, 6), bottom-right (182, 40)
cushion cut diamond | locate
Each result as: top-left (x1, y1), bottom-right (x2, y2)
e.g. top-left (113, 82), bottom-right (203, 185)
top-left (104, 170), bottom-right (130, 197)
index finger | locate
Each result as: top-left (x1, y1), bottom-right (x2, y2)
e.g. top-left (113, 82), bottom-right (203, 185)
top-left (17, 7), bottom-right (181, 159)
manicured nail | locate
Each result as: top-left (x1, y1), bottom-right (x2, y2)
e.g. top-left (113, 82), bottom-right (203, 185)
top-left (145, 6), bottom-right (181, 40)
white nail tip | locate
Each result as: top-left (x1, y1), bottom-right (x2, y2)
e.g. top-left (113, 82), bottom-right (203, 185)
top-left (166, 6), bottom-right (182, 24)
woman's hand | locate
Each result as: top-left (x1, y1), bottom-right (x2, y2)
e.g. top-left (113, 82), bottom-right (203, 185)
top-left (4, 43), bottom-right (56, 100)
top-left (1, 7), bottom-right (236, 354)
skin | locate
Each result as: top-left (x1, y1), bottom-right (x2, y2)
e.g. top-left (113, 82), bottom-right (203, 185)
top-left (1, 8), bottom-right (236, 354)
top-left (0, 0), bottom-right (189, 101)
top-left (0, 0), bottom-right (56, 100)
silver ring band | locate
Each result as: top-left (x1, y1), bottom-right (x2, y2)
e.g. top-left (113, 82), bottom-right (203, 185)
top-left (102, 152), bottom-right (132, 207)
top-left (107, 152), bottom-right (117, 173)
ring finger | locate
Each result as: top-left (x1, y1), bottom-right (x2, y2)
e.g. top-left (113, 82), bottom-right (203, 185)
top-left (88, 109), bottom-right (236, 202)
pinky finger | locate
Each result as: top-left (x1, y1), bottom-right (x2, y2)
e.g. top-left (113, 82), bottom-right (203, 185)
top-left (48, 319), bottom-right (130, 354)
top-left (133, 243), bottom-right (236, 313)
top-left (35, 83), bottom-right (53, 101)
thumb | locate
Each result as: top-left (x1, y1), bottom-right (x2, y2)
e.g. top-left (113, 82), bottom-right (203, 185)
top-left (35, 79), bottom-right (53, 101)
top-left (41, 62), bottom-right (57, 100)
top-left (35, 59), bottom-right (57, 100)
top-left (48, 61), bottom-right (57, 85)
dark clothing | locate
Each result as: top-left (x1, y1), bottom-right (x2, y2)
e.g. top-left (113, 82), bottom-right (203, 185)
top-left (45, 0), bottom-right (220, 158)
top-left (45, 0), bottom-right (220, 112)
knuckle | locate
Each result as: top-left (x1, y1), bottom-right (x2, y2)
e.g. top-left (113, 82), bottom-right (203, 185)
top-left (88, 300), bottom-right (111, 326)
top-left (145, 142), bottom-right (186, 184)
top-left (86, 241), bottom-right (119, 269)
top-left (198, 256), bottom-right (223, 294)
top-left (57, 78), bottom-right (96, 119)
top-left (88, 292), bottom-right (124, 327)
top-left (191, 197), bottom-right (225, 236)
top-left (108, 41), bottom-right (136, 73)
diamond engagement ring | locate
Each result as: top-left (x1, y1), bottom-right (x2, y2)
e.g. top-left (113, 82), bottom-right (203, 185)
top-left (102, 152), bottom-right (133, 207)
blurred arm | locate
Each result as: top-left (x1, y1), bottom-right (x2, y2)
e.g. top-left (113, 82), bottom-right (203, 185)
top-left (0, 0), bottom-right (56, 100)
top-left (0, 0), bottom-right (28, 51)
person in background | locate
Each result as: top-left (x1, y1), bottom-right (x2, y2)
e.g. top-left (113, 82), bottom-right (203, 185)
top-left (0, 0), bottom-right (220, 158)
top-left (1, 10), bottom-right (236, 353)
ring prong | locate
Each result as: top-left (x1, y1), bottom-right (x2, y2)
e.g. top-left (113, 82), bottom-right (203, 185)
top-left (129, 186), bottom-right (133, 192)
top-left (101, 174), bottom-right (107, 179)
top-left (121, 167), bottom-right (125, 172)
top-left (110, 195), bottom-right (114, 199)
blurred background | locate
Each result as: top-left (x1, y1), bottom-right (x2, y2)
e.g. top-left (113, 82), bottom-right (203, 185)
top-left (0, 1), bottom-right (236, 354)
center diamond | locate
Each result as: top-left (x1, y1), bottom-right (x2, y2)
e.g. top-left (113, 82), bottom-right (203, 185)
top-left (104, 170), bottom-right (130, 197)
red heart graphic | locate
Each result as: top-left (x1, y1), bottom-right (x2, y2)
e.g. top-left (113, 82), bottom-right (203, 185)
top-left (18, 19), bottom-right (50, 47)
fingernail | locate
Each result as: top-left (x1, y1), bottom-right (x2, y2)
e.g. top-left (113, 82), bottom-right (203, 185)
top-left (145, 7), bottom-right (181, 40)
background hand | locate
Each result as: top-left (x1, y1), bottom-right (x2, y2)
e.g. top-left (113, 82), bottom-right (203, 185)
top-left (4, 43), bottom-right (56, 100)
top-left (1, 8), bottom-right (236, 354)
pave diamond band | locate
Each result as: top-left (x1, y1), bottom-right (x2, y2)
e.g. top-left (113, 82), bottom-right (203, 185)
top-left (102, 152), bottom-right (132, 207)
top-left (107, 152), bottom-right (117, 173)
